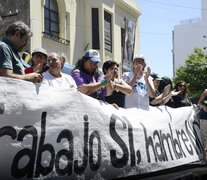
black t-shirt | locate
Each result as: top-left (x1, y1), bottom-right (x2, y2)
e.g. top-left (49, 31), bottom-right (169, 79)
top-left (105, 91), bottom-right (126, 108)
top-left (171, 94), bottom-right (191, 108)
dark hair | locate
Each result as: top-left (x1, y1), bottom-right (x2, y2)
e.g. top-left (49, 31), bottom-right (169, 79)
top-left (73, 57), bottom-right (102, 78)
top-left (5, 21), bottom-right (31, 39)
top-left (173, 81), bottom-right (189, 95)
top-left (157, 76), bottom-right (172, 94)
top-left (102, 60), bottom-right (119, 75)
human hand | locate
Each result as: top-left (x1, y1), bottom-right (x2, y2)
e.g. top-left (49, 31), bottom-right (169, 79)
top-left (163, 84), bottom-right (171, 94)
top-left (134, 64), bottom-right (143, 77)
top-left (193, 104), bottom-right (197, 108)
top-left (104, 69), bottom-right (114, 81)
top-left (203, 106), bottom-right (207, 112)
top-left (170, 89), bottom-right (180, 96)
top-left (33, 63), bottom-right (42, 73)
top-left (144, 67), bottom-right (151, 80)
top-left (27, 73), bottom-right (43, 83)
top-left (112, 103), bottom-right (119, 110)
top-left (77, 84), bottom-right (88, 94)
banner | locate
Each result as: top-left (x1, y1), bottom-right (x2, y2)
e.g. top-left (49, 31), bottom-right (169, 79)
top-left (123, 17), bottom-right (136, 72)
top-left (0, 77), bottom-right (204, 180)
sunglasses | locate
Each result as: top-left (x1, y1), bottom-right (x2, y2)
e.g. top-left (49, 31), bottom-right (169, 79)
top-left (178, 84), bottom-right (186, 88)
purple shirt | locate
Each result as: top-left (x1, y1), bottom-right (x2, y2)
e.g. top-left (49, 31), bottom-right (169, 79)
top-left (72, 71), bottom-right (105, 101)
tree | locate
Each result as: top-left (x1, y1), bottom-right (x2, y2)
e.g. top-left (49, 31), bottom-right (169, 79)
top-left (173, 48), bottom-right (207, 98)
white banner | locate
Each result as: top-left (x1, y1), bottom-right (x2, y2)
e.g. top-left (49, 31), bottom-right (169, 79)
top-left (0, 77), bottom-right (204, 180)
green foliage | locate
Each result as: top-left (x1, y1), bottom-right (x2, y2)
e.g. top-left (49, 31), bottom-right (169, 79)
top-left (173, 48), bottom-right (207, 97)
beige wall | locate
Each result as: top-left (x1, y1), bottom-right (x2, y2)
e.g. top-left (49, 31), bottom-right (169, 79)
top-left (30, 0), bottom-right (141, 70)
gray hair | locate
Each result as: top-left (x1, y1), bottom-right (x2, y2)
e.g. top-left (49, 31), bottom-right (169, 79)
top-left (48, 52), bottom-right (66, 69)
top-left (5, 21), bottom-right (31, 38)
top-left (60, 52), bottom-right (67, 64)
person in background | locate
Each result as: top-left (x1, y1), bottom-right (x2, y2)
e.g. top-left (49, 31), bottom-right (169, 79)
top-left (122, 54), bottom-right (155, 110)
top-left (171, 81), bottom-right (192, 108)
top-left (71, 49), bottom-right (112, 101)
top-left (0, 21), bottom-right (42, 82)
top-left (24, 48), bottom-right (48, 74)
top-left (103, 60), bottom-right (132, 108)
top-left (41, 52), bottom-right (76, 88)
top-left (150, 73), bottom-right (180, 106)
top-left (198, 89), bottom-right (207, 153)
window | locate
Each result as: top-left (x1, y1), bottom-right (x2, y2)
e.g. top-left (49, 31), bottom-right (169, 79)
top-left (44, 0), bottom-right (59, 37)
top-left (92, 8), bottom-right (100, 49)
top-left (104, 11), bottom-right (112, 52)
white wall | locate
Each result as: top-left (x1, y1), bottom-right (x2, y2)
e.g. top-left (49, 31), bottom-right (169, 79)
top-left (173, 0), bottom-right (207, 76)
top-left (30, 0), bottom-right (140, 68)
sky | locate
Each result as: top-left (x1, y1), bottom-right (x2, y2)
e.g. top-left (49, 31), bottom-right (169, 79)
top-left (134, 0), bottom-right (201, 78)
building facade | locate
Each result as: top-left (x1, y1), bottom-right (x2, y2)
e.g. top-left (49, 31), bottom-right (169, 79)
top-left (172, 0), bottom-right (207, 76)
top-left (0, 0), bottom-right (141, 72)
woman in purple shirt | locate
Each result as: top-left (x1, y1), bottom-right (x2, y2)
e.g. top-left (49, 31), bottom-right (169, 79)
top-left (71, 49), bottom-right (112, 101)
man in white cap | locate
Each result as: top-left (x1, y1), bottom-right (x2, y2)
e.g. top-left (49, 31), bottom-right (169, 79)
top-left (122, 54), bottom-right (155, 110)
top-left (71, 49), bottom-right (112, 101)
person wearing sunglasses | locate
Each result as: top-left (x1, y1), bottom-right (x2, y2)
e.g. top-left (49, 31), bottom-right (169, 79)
top-left (171, 81), bottom-right (192, 108)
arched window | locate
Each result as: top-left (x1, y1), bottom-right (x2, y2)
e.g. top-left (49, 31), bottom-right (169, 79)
top-left (44, 0), bottom-right (59, 37)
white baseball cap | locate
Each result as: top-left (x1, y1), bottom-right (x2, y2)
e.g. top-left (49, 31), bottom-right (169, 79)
top-left (32, 48), bottom-right (48, 57)
top-left (134, 54), bottom-right (145, 61)
top-left (84, 49), bottom-right (101, 62)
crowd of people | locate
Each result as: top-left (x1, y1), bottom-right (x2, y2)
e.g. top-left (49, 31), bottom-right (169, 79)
top-left (1, 21), bottom-right (207, 158)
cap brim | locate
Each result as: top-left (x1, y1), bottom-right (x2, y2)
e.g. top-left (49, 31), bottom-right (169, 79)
top-left (155, 78), bottom-right (162, 81)
top-left (32, 51), bottom-right (48, 57)
top-left (89, 57), bottom-right (101, 62)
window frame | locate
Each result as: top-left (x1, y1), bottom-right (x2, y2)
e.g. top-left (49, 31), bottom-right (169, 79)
top-left (92, 8), bottom-right (100, 50)
top-left (104, 11), bottom-right (112, 53)
top-left (44, 0), bottom-right (60, 37)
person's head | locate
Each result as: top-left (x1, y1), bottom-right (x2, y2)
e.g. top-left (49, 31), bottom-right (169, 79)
top-left (158, 76), bottom-right (172, 93)
top-left (173, 81), bottom-right (189, 96)
top-left (103, 60), bottom-right (119, 79)
top-left (133, 54), bottom-right (146, 71)
top-left (47, 52), bottom-right (64, 77)
top-left (5, 21), bottom-right (31, 52)
top-left (31, 48), bottom-right (48, 68)
top-left (150, 73), bottom-right (162, 89)
top-left (83, 49), bottom-right (101, 75)
top-left (74, 49), bottom-right (101, 76)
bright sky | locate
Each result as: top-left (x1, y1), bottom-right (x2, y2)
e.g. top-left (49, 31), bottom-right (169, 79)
top-left (134, 0), bottom-right (201, 78)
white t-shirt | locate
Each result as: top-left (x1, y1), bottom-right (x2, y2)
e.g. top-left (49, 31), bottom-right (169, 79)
top-left (41, 71), bottom-right (77, 88)
top-left (122, 71), bottom-right (154, 110)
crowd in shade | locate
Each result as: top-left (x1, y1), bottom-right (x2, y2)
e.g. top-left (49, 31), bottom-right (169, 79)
top-left (0, 21), bottom-right (207, 160)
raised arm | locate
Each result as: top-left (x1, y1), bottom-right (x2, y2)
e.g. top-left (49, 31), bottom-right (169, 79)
top-left (162, 89), bottom-right (180, 105)
top-left (127, 64), bottom-right (143, 88)
top-left (144, 67), bottom-right (155, 98)
top-left (114, 79), bottom-right (132, 95)
top-left (73, 69), bottom-right (113, 95)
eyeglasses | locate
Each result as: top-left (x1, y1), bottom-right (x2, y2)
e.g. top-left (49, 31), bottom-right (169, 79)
top-left (33, 53), bottom-right (47, 59)
top-left (134, 59), bottom-right (144, 64)
top-left (48, 58), bottom-right (59, 63)
top-left (178, 84), bottom-right (186, 88)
